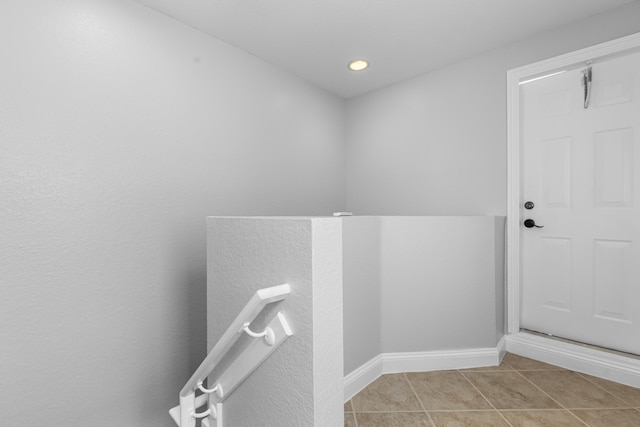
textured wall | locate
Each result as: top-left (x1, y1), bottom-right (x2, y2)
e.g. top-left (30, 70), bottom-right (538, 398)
top-left (345, 2), bottom-right (640, 216)
top-left (311, 219), bottom-right (344, 426)
top-left (207, 217), bottom-right (343, 427)
top-left (0, 1), bottom-right (344, 426)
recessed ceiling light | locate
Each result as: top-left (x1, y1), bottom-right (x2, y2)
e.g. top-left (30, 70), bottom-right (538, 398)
top-left (348, 59), bottom-right (369, 71)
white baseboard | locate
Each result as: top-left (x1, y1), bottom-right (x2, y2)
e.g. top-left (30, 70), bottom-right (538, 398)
top-left (344, 354), bottom-right (383, 402)
top-left (344, 337), bottom-right (506, 401)
top-left (506, 332), bottom-right (640, 388)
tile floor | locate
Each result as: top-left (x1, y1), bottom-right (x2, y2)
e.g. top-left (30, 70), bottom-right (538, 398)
top-left (344, 353), bottom-right (640, 427)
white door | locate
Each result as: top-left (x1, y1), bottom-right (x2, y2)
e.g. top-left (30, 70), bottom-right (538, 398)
top-left (521, 51), bottom-right (640, 355)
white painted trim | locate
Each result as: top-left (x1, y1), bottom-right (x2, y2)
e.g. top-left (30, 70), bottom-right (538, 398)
top-left (497, 335), bottom-right (507, 362)
top-left (506, 64), bottom-right (521, 334)
top-left (381, 344), bottom-right (504, 374)
top-left (344, 338), bottom-right (506, 401)
top-left (343, 355), bottom-right (383, 402)
top-left (506, 332), bottom-right (640, 388)
top-left (506, 31), bottom-right (640, 334)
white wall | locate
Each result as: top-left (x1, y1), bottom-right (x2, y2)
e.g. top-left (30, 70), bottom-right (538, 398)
top-left (207, 217), bottom-right (343, 427)
top-left (379, 217), bottom-right (504, 353)
top-left (342, 216), bottom-right (505, 377)
top-left (342, 216), bottom-right (381, 374)
top-left (345, 1), bottom-right (640, 216)
top-left (0, 1), bottom-right (345, 426)
top-left (6, 1), bottom-right (639, 425)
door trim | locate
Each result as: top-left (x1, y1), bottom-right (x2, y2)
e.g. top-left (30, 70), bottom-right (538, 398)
top-left (507, 31), bottom-right (640, 334)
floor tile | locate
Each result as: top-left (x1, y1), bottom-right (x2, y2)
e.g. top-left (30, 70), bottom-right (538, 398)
top-left (500, 409), bottom-right (586, 426)
top-left (345, 400), bottom-right (353, 412)
top-left (463, 371), bottom-right (560, 409)
top-left (522, 370), bottom-right (628, 409)
top-left (344, 412), bottom-right (357, 427)
top-left (355, 412), bottom-right (431, 427)
top-left (429, 410), bottom-right (510, 427)
top-left (348, 356), bottom-right (640, 426)
top-left (503, 353), bottom-right (564, 371)
top-left (577, 373), bottom-right (640, 407)
top-left (572, 408), bottom-right (640, 427)
top-left (351, 374), bottom-right (423, 412)
top-left (406, 371), bottom-right (492, 410)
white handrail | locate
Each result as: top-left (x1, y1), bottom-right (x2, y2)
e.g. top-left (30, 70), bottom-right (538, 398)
top-left (170, 283), bottom-right (292, 427)
top-left (180, 283), bottom-right (290, 396)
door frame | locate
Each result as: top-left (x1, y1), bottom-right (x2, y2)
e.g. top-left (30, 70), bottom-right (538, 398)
top-left (506, 32), bottom-right (640, 335)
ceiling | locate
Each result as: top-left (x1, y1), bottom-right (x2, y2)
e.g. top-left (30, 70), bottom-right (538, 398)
top-left (136, 0), bottom-right (637, 98)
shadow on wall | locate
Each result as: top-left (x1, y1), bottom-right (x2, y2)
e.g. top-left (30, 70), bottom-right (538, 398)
top-left (187, 268), bottom-right (207, 373)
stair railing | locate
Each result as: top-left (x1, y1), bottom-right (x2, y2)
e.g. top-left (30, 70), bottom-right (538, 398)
top-left (169, 284), bottom-right (292, 427)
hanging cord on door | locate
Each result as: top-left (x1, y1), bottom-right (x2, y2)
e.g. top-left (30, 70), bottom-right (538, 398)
top-left (582, 64), bottom-right (593, 109)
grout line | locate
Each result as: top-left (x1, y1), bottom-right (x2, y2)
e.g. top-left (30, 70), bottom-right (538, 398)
top-left (346, 398), bottom-right (358, 427)
top-left (457, 368), bottom-right (516, 372)
top-left (569, 407), bottom-right (640, 411)
top-left (349, 393), bottom-right (358, 413)
top-left (349, 408), bottom-right (629, 413)
top-left (502, 352), bottom-right (567, 371)
top-left (403, 373), bottom-right (436, 427)
top-left (458, 371), bottom-right (515, 427)
top-left (511, 370), bottom-right (570, 408)
top-left (502, 360), bottom-right (514, 369)
top-left (498, 362), bottom-right (515, 370)
top-left (420, 409), bottom-right (508, 413)
top-left (501, 406), bottom-right (630, 411)
top-left (345, 399), bottom-right (357, 427)
top-left (522, 371), bottom-right (633, 409)
top-left (505, 368), bottom-right (565, 371)
top-left (498, 408), bottom-right (573, 412)
top-left (512, 370), bottom-right (590, 426)
top-left (348, 410), bottom-right (428, 413)
top-left (574, 371), bottom-right (639, 408)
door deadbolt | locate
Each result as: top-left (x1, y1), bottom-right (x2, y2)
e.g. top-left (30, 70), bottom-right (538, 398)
top-left (524, 201), bottom-right (535, 210)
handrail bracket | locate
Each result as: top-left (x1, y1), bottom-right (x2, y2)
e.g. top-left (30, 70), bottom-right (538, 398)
top-left (169, 284), bottom-right (292, 427)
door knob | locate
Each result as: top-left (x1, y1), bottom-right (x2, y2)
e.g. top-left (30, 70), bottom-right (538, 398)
top-left (524, 219), bottom-right (544, 228)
